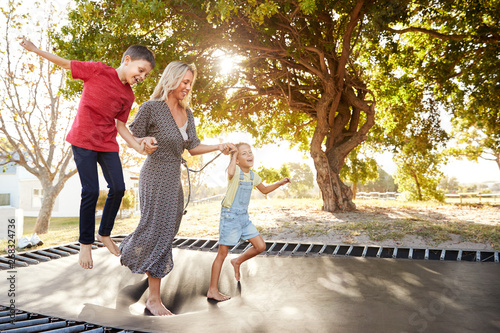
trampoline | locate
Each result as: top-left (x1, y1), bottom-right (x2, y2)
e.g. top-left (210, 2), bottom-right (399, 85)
top-left (1, 238), bottom-right (499, 333)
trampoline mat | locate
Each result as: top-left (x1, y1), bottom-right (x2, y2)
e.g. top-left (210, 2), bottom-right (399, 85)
top-left (2, 248), bottom-right (499, 333)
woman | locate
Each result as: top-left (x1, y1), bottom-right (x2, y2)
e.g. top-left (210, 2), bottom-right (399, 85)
top-left (119, 61), bottom-right (233, 316)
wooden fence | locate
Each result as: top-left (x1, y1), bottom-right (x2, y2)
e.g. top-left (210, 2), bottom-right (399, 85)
top-left (355, 191), bottom-right (500, 204)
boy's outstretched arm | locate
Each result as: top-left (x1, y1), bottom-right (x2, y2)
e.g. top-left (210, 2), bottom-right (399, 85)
top-left (256, 177), bottom-right (291, 195)
top-left (116, 120), bottom-right (146, 154)
top-left (19, 37), bottom-right (71, 69)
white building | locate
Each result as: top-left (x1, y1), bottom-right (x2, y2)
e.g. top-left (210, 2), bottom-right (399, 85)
top-left (0, 163), bottom-right (139, 217)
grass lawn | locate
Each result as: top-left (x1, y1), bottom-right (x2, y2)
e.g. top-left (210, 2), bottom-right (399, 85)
top-left (1, 198), bottom-right (499, 254)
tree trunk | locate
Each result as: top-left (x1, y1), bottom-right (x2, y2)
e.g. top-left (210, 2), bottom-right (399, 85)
top-left (33, 181), bottom-right (66, 234)
top-left (33, 189), bottom-right (57, 234)
top-left (311, 137), bottom-right (356, 212)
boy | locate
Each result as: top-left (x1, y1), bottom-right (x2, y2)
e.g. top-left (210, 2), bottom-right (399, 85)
top-left (19, 37), bottom-right (156, 269)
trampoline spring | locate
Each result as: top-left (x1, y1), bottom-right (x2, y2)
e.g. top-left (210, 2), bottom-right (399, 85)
top-left (440, 250), bottom-right (446, 261)
top-left (35, 250), bottom-right (62, 259)
top-left (332, 245), bottom-right (341, 256)
top-left (291, 243), bottom-right (301, 256)
top-left (408, 248), bottom-right (414, 260)
top-left (198, 239), bottom-right (212, 250)
top-left (187, 239), bottom-right (202, 249)
top-left (278, 243), bottom-right (289, 256)
top-left (177, 238), bottom-right (192, 248)
top-left (23, 252), bottom-right (51, 262)
top-left (362, 246), bottom-right (368, 258)
top-left (346, 245), bottom-right (354, 256)
top-left (481, 254), bottom-right (494, 262)
top-left (230, 241), bottom-right (243, 253)
top-left (424, 249), bottom-right (429, 260)
top-left (0, 313), bottom-right (28, 324)
top-left (209, 241), bottom-right (219, 251)
top-left (45, 248), bottom-right (71, 257)
top-left (318, 244), bottom-right (327, 256)
top-left (171, 238), bottom-right (182, 246)
top-left (14, 254), bottom-right (39, 265)
top-left (84, 328), bottom-right (104, 333)
top-left (376, 247), bottom-right (383, 258)
top-left (392, 247), bottom-right (398, 259)
top-left (305, 244), bottom-right (314, 256)
top-left (0, 317), bottom-right (50, 330)
top-left (57, 246), bottom-right (79, 254)
top-left (266, 242), bottom-right (277, 255)
top-left (243, 243), bottom-right (253, 253)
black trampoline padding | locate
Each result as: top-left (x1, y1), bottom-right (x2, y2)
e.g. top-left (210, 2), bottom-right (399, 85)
top-left (1, 248), bottom-right (499, 333)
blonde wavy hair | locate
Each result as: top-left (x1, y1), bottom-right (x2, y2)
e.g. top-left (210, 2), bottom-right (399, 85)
top-left (150, 61), bottom-right (197, 109)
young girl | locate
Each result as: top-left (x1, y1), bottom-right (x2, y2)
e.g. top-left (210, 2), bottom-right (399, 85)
top-left (207, 143), bottom-right (291, 302)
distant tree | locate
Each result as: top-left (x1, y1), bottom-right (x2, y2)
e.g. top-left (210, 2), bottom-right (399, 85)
top-left (119, 190), bottom-right (135, 218)
top-left (394, 150), bottom-right (445, 202)
top-left (0, 2), bottom-right (77, 234)
top-left (340, 147), bottom-right (378, 199)
top-left (287, 162), bottom-right (314, 198)
top-left (257, 166), bottom-right (281, 184)
top-left (358, 167), bottom-right (397, 193)
top-left (258, 164), bottom-right (290, 198)
top-left (445, 121), bottom-right (500, 172)
top-left (439, 176), bottom-right (459, 193)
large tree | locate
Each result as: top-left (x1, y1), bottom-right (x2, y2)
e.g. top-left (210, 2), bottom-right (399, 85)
top-left (0, 1), bottom-right (77, 233)
top-left (54, 0), bottom-right (499, 209)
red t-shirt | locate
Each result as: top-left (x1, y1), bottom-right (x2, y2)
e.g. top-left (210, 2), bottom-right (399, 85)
top-left (66, 61), bottom-right (135, 152)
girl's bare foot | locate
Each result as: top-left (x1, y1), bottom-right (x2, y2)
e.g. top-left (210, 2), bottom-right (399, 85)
top-left (145, 298), bottom-right (174, 316)
top-left (230, 258), bottom-right (241, 281)
top-left (79, 244), bottom-right (93, 269)
top-left (207, 289), bottom-right (231, 302)
top-left (96, 234), bottom-right (121, 256)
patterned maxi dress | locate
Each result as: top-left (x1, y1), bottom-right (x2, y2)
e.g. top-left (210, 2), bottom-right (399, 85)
top-left (119, 100), bottom-right (200, 279)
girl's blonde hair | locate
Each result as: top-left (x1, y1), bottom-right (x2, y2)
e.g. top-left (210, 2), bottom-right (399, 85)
top-left (150, 61), bottom-right (197, 109)
top-left (229, 142), bottom-right (251, 166)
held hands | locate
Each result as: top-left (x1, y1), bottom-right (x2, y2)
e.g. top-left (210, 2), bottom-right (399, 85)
top-left (18, 37), bottom-right (37, 52)
top-left (218, 142), bottom-right (236, 155)
top-left (142, 137), bottom-right (158, 155)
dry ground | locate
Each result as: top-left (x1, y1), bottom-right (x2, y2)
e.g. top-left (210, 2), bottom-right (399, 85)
top-left (3, 198), bottom-right (499, 253)
top-left (178, 198), bottom-right (500, 250)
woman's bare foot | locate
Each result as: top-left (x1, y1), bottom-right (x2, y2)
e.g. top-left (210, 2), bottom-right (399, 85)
top-left (207, 289), bottom-right (231, 302)
top-left (230, 258), bottom-right (241, 281)
top-left (145, 298), bottom-right (174, 316)
top-left (96, 234), bottom-right (121, 256)
top-left (79, 244), bottom-right (93, 269)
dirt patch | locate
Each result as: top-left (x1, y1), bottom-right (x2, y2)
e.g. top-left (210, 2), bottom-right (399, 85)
top-left (247, 201), bottom-right (500, 250)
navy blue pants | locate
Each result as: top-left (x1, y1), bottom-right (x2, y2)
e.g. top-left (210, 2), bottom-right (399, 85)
top-left (72, 146), bottom-right (125, 244)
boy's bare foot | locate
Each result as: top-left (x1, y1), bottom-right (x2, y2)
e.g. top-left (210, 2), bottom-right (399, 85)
top-left (230, 258), bottom-right (241, 281)
top-left (79, 244), bottom-right (93, 269)
top-left (145, 298), bottom-right (174, 316)
top-left (207, 290), bottom-right (231, 302)
top-left (96, 234), bottom-right (121, 256)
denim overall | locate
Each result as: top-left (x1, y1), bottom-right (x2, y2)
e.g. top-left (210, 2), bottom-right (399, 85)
top-left (219, 170), bottom-right (259, 246)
